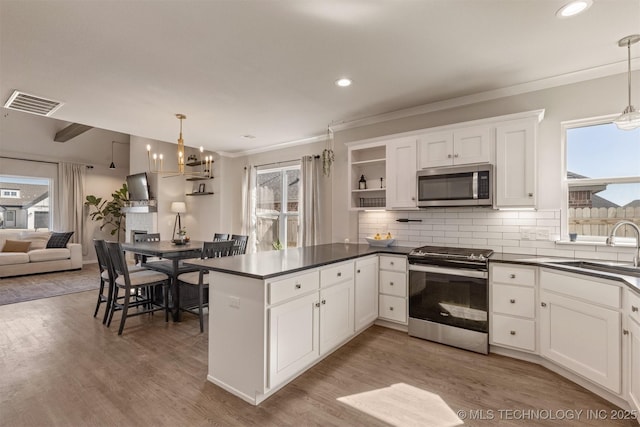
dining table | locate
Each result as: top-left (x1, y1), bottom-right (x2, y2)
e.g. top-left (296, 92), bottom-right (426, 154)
top-left (121, 240), bottom-right (204, 321)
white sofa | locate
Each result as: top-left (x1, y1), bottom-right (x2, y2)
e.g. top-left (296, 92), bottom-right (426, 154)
top-left (0, 231), bottom-right (82, 278)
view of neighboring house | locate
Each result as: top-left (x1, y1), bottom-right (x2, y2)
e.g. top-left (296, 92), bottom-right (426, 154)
top-left (0, 181), bottom-right (50, 230)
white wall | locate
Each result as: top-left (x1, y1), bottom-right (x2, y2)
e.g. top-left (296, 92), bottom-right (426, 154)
top-left (332, 71), bottom-right (639, 245)
top-left (0, 110), bottom-right (130, 262)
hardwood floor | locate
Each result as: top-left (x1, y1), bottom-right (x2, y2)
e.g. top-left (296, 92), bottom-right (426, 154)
top-left (0, 290), bottom-right (636, 426)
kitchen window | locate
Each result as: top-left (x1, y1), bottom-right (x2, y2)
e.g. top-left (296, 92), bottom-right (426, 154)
top-left (563, 117), bottom-right (640, 239)
top-left (255, 163), bottom-right (300, 251)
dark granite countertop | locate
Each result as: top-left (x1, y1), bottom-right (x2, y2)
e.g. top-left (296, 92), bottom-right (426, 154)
top-left (186, 243), bottom-right (413, 280)
top-left (490, 253), bottom-right (640, 293)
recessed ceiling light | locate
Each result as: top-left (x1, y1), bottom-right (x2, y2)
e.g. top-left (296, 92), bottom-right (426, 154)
top-left (556, 0), bottom-right (593, 18)
top-left (335, 78), bottom-right (352, 87)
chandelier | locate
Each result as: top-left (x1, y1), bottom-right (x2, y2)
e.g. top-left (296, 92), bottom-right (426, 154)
top-left (146, 114), bottom-right (213, 178)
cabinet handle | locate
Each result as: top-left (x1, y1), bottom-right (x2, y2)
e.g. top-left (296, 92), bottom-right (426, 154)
top-left (390, 261), bottom-right (394, 266)
top-left (623, 329), bottom-right (629, 335)
top-left (321, 299), bottom-right (326, 305)
top-left (357, 269), bottom-right (361, 274)
top-left (510, 274), bottom-right (516, 279)
top-left (454, 153), bottom-right (459, 158)
top-left (295, 283), bottom-right (301, 289)
top-left (510, 330), bottom-right (516, 336)
top-left (633, 306), bottom-right (639, 312)
top-left (509, 299), bottom-right (516, 304)
top-left (315, 302), bottom-right (320, 308)
top-left (541, 302), bottom-right (547, 307)
top-left (389, 306), bottom-right (394, 311)
top-left (447, 154), bottom-right (452, 159)
top-left (337, 272), bottom-right (341, 277)
top-left (528, 193), bottom-right (534, 197)
top-left (411, 197), bottom-right (415, 200)
top-left (390, 282), bottom-right (394, 286)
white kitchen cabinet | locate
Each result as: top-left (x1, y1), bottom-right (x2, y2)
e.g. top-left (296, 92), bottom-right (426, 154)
top-left (347, 142), bottom-right (386, 210)
top-left (539, 269), bottom-right (622, 394)
top-left (355, 256), bottom-right (378, 331)
top-left (378, 255), bottom-right (408, 324)
top-left (626, 289), bottom-right (640, 412)
top-left (495, 118), bottom-right (537, 208)
top-left (417, 125), bottom-right (491, 169)
top-left (386, 137), bottom-right (417, 209)
top-left (268, 292), bottom-right (319, 388)
top-left (320, 279), bottom-right (354, 355)
top-left (490, 263), bottom-right (537, 352)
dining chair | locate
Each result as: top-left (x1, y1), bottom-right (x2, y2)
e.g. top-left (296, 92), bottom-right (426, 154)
top-left (230, 234), bottom-right (248, 255)
top-left (133, 232), bottom-right (161, 264)
top-left (93, 239), bottom-right (112, 324)
top-left (177, 240), bottom-right (235, 332)
top-left (213, 233), bottom-right (229, 241)
top-left (106, 241), bottom-right (171, 335)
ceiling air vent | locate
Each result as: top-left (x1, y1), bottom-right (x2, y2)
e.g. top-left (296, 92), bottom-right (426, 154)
top-left (3, 90), bottom-right (63, 116)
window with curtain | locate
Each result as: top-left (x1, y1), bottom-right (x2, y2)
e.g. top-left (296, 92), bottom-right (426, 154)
top-left (255, 164), bottom-right (301, 251)
top-left (564, 119), bottom-right (640, 239)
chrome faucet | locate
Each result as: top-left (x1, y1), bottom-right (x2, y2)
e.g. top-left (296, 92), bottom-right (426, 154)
top-left (606, 220), bottom-right (640, 267)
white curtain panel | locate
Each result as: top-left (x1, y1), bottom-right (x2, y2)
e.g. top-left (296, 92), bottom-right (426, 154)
top-left (56, 162), bottom-right (85, 245)
top-left (301, 155), bottom-right (321, 247)
top-left (241, 165), bottom-right (257, 253)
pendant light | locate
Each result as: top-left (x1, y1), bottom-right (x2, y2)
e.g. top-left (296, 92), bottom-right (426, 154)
top-left (613, 34), bottom-right (640, 131)
top-left (109, 141), bottom-right (116, 169)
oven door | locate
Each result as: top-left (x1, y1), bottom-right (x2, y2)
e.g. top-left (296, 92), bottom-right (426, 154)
top-left (408, 264), bottom-right (488, 333)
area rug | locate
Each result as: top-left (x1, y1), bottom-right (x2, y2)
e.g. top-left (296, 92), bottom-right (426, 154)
top-left (337, 383), bottom-right (463, 427)
top-left (0, 264), bottom-right (100, 306)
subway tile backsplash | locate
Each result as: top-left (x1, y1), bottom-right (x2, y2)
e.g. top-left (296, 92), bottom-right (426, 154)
top-left (358, 208), bottom-right (636, 262)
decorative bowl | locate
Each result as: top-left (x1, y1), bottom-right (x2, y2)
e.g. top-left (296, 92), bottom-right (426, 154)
top-left (365, 237), bottom-right (396, 247)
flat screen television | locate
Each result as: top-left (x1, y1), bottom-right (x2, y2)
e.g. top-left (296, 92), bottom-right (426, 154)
top-left (126, 172), bottom-right (151, 201)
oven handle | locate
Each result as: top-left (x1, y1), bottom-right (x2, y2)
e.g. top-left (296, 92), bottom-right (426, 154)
top-left (409, 264), bottom-right (488, 279)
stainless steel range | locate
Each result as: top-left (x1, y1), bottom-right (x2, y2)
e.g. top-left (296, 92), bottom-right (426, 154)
top-left (408, 245), bottom-right (493, 354)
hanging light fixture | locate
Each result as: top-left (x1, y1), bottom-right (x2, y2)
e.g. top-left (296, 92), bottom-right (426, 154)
top-left (146, 114), bottom-right (213, 177)
top-left (614, 34), bottom-right (640, 131)
top-left (109, 141), bottom-right (116, 169)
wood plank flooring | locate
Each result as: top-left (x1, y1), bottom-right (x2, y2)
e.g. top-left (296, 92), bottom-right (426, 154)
top-left (0, 289), bottom-right (636, 427)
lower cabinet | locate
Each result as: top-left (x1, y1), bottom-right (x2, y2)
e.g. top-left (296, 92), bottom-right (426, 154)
top-left (319, 280), bottom-right (355, 355)
top-left (539, 269), bottom-right (622, 394)
top-left (627, 291), bottom-right (640, 412)
top-left (268, 292), bottom-right (319, 388)
top-left (354, 256), bottom-right (378, 331)
top-left (378, 255), bottom-right (408, 324)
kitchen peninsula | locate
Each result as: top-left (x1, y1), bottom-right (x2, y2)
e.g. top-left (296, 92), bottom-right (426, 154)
top-left (187, 243), bottom-right (411, 405)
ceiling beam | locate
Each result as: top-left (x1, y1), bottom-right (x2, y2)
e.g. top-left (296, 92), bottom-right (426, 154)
top-left (54, 123), bottom-right (93, 142)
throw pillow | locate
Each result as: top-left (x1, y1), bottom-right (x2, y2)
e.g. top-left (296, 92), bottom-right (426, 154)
top-left (2, 240), bottom-right (31, 253)
top-left (46, 231), bottom-right (74, 249)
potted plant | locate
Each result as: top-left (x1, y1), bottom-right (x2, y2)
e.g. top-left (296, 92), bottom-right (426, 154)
top-left (85, 183), bottom-right (128, 241)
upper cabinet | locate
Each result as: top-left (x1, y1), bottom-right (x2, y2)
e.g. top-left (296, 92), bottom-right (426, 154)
top-left (495, 118), bottom-right (537, 208)
top-left (417, 125), bottom-right (491, 169)
top-left (386, 137), bottom-right (417, 209)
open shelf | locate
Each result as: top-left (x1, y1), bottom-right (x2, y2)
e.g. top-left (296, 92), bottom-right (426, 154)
top-left (185, 160), bottom-right (214, 167)
top-left (186, 192), bottom-right (214, 196)
top-left (186, 176), bottom-right (213, 181)
top-left (351, 158), bottom-right (385, 166)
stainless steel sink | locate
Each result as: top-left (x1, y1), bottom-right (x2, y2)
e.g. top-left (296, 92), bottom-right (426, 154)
top-left (547, 260), bottom-right (640, 277)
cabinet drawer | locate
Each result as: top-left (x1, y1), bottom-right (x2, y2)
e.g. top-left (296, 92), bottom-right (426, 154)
top-left (379, 255), bottom-right (406, 272)
top-left (492, 284), bottom-right (535, 318)
top-left (491, 314), bottom-right (535, 352)
top-left (320, 261), bottom-right (354, 288)
top-left (491, 264), bottom-right (535, 287)
top-left (540, 269), bottom-right (621, 309)
top-left (629, 289), bottom-right (640, 323)
top-left (379, 271), bottom-right (406, 297)
top-left (379, 295), bottom-right (407, 323)
top-left (268, 271), bottom-right (319, 305)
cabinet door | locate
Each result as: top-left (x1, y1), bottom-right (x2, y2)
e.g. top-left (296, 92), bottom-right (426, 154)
top-left (453, 126), bottom-right (491, 165)
top-left (355, 257), bottom-right (378, 331)
top-left (320, 280), bottom-right (355, 355)
top-left (417, 131), bottom-right (453, 169)
top-left (628, 317), bottom-right (640, 413)
top-left (495, 119), bottom-right (536, 208)
top-left (386, 138), bottom-right (417, 209)
top-left (268, 293), bottom-right (319, 388)
top-left (540, 290), bottom-right (621, 393)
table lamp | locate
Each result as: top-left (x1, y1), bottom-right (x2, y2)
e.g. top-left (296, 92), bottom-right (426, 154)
top-left (171, 201), bottom-right (186, 240)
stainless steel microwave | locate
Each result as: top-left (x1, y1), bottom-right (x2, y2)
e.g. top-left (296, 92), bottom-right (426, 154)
top-left (417, 164), bottom-right (493, 207)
